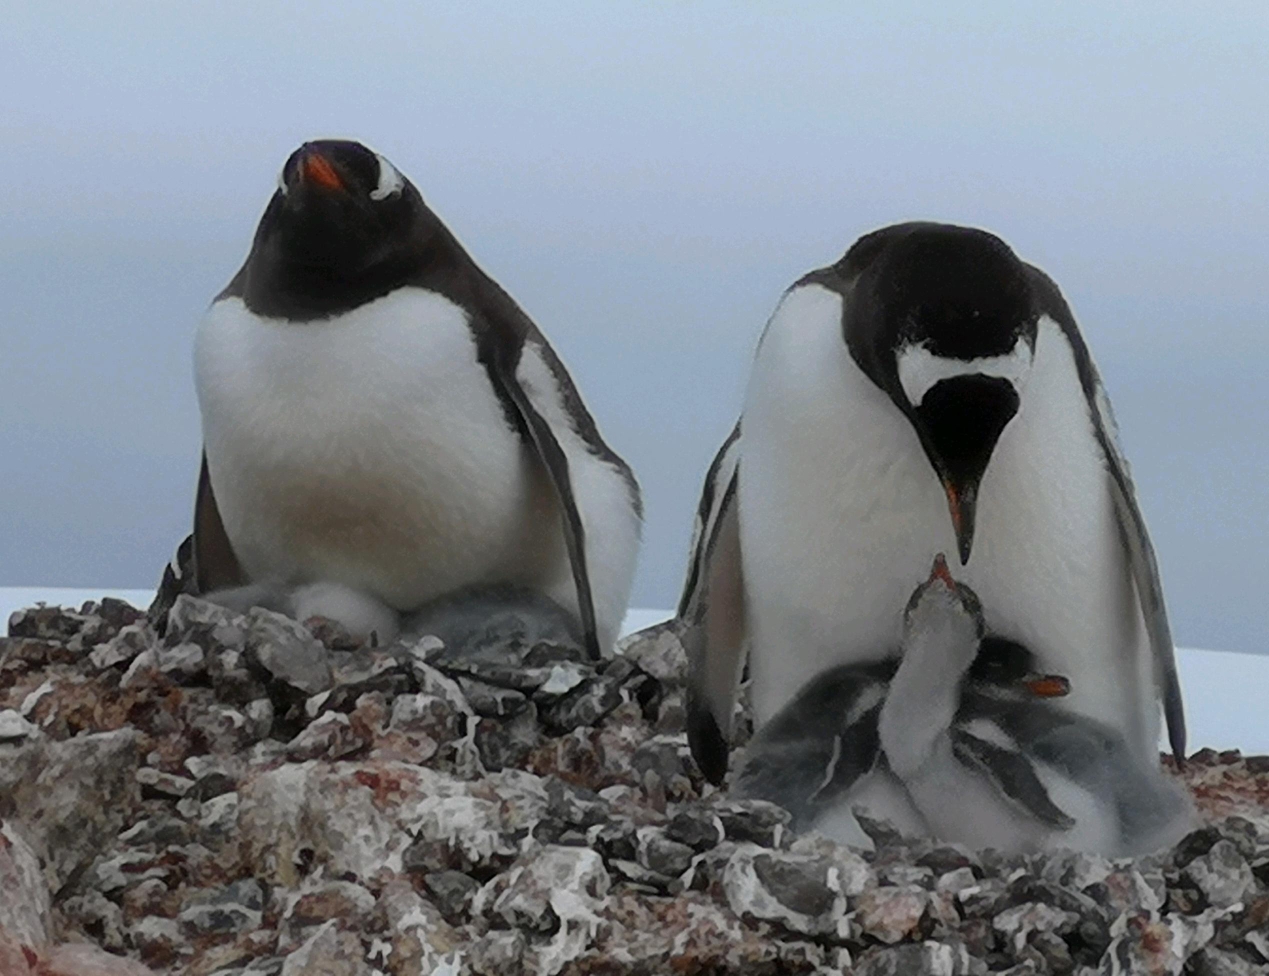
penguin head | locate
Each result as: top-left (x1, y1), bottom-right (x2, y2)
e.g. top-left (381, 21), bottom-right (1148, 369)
top-left (967, 635), bottom-right (1072, 701)
top-left (905, 555), bottom-right (1072, 700)
top-left (839, 223), bottom-right (1040, 564)
top-left (269, 140), bottom-right (416, 269)
top-left (903, 552), bottom-right (986, 647)
top-left (237, 140), bottom-right (436, 318)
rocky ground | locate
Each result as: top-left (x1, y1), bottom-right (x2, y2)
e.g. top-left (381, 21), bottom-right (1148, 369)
top-left (1, 596), bottom-right (1267, 976)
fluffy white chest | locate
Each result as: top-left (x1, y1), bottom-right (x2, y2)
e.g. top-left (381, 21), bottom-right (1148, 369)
top-left (194, 289), bottom-right (560, 610)
top-left (739, 285), bottom-right (1153, 752)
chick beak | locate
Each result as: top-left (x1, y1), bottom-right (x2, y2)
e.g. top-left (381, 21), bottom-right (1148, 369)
top-left (1022, 674), bottom-right (1071, 699)
top-left (927, 552), bottom-right (956, 589)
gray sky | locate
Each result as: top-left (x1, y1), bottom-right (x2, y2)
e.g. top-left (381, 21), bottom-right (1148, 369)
top-left (2, 2), bottom-right (1266, 653)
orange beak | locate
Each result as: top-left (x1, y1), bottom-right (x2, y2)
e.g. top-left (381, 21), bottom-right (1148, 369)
top-left (1023, 674), bottom-right (1071, 698)
top-left (941, 478), bottom-right (977, 565)
top-left (928, 552), bottom-right (956, 589)
top-left (945, 482), bottom-right (963, 539)
top-left (300, 151), bottom-right (344, 192)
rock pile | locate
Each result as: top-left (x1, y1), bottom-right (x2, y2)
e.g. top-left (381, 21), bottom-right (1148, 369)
top-left (2, 598), bottom-right (1268, 975)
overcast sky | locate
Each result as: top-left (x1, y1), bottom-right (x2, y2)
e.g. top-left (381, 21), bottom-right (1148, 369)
top-left (1, 2), bottom-right (1266, 654)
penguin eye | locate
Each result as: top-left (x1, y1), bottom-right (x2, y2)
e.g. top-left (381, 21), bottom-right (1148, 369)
top-left (370, 154), bottom-right (404, 201)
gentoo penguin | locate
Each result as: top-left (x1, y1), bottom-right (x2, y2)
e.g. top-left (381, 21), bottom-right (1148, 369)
top-left (151, 140), bottom-right (641, 657)
top-left (735, 556), bottom-right (1194, 855)
top-left (679, 222), bottom-right (1184, 783)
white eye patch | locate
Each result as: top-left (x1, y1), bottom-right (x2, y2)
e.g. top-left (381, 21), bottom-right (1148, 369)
top-left (277, 166), bottom-right (288, 196)
top-left (370, 154), bottom-right (404, 200)
top-left (897, 334), bottom-right (1033, 407)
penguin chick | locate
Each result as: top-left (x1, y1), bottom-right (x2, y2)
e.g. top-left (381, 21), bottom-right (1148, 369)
top-left (732, 558), bottom-right (1067, 847)
top-left (736, 555), bottom-right (1194, 855)
top-left (880, 555), bottom-right (1195, 856)
top-left (203, 580), bottom-right (400, 644)
top-left (402, 583), bottom-right (584, 663)
top-left (730, 657), bottom-right (922, 848)
top-left (202, 579), bottom-right (579, 662)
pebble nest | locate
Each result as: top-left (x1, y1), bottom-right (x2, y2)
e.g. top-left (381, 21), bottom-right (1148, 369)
top-left (1, 596), bottom-right (1267, 976)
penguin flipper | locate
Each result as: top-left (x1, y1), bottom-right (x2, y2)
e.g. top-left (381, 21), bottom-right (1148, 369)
top-left (680, 425), bottom-right (746, 784)
top-left (735, 719), bottom-right (881, 831)
top-left (146, 532), bottom-right (196, 633)
top-left (193, 452), bottom-right (247, 594)
top-left (951, 729), bottom-right (1076, 831)
top-left (737, 661), bottom-right (894, 826)
top-left (1028, 266), bottom-right (1186, 762)
top-left (1098, 414), bottom-right (1186, 762)
top-left (490, 349), bottom-right (602, 663)
top-left (149, 455), bottom-right (244, 633)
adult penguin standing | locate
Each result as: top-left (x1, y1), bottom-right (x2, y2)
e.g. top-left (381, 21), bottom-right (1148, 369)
top-left (680, 222), bottom-right (1184, 782)
top-left (153, 140), bottom-right (641, 658)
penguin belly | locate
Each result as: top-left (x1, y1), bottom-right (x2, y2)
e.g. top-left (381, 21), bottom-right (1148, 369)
top-left (739, 287), bottom-right (1156, 757)
top-left (195, 289), bottom-right (568, 614)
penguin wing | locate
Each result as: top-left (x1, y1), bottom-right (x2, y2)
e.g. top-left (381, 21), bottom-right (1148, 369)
top-left (193, 452), bottom-right (247, 594)
top-left (679, 424), bottom-right (747, 784)
top-left (951, 729), bottom-right (1076, 830)
top-left (146, 532), bottom-right (195, 632)
top-left (1028, 266), bottom-right (1186, 761)
top-left (148, 455), bottom-right (244, 633)
top-left (1093, 386), bottom-right (1186, 761)
top-left (486, 341), bottom-right (604, 662)
top-left (735, 709), bottom-right (883, 831)
top-left (733, 664), bottom-right (889, 827)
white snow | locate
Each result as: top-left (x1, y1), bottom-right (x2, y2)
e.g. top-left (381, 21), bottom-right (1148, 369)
top-left (1, 590), bottom-right (1265, 755)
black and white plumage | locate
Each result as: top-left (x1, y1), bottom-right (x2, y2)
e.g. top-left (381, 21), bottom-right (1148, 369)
top-left (151, 140), bottom-right (641, 657)
top-left (734, 556), bottom-right (1194, 855)
top-left (680, 222), bottom-right (1184, 784)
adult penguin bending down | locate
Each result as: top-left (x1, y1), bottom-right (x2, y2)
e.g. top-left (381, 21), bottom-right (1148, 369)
top-left (680, 222), bottom-right (1184, 782)
top-left (151, 140), bottom-right (641, 659)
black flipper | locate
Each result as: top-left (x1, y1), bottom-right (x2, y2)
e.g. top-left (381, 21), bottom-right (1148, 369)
top-left (679, 425), bottom-right (746, 783)
top-left (149, 455), bottom-right (245, 635)
top-left (994, 703), bottom-right (1191, 848)
top-left (951, 729), bottom-right (1076, 831)
top-left (1029, 266), bottom-right (1186, 762)
top-left (734, 663), bottom-right (892, 827)
top-left (194, 453), bottom-right (246, 594)
top-left (1094, 392), bottom-right (1186, 762)
top-left (488, 347), bottom-right (601, 663)
top-left (146, 533), bottom-right (196, 633)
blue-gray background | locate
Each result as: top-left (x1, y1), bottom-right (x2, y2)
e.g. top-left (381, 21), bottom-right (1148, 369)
top-left (2, 2), bottom-right (1266, 653)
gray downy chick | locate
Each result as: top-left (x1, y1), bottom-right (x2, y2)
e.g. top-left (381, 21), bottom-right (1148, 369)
top-left (401, 583), bottom-right (584, 664)
top-left (201, 580), bottom-right (584, 667)
top-left (736, 555), bottom-right (1194, 855)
